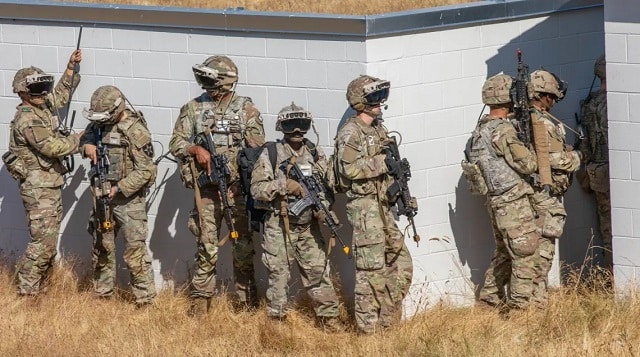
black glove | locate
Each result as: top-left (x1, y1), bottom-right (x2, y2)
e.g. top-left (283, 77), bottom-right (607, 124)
top-left (385, 153), bottom-right (401, 178)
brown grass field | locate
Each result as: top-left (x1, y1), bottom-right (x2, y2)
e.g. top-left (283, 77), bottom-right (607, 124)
top-left (0, 259), bottom-right (637, 356)
top-left (54, 0), bottom-right (478, 15)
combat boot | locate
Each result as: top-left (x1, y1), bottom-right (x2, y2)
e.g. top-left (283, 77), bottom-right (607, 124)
top-left (188, 297), bottom-right (209, 317)
top-left (318, 316), bottom-right (347, 333)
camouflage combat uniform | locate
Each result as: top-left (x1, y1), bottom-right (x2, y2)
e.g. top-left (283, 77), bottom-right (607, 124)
top-left (579, 89), bottom-right (611, 268)
top-left (80, 109), bottom-right (157, 304)
top-left (530, 106), bottom-right (581, 304)
top-left (8, 72), bottom-right (80, 296)
top-left (473, 115), bottom-right (539, 309)
top-left (250, 141), bottom-right (341, 319)
top-left (335, 115), bottom-right (413, 333)
top-left (169, 92), bottom-right (265, 304)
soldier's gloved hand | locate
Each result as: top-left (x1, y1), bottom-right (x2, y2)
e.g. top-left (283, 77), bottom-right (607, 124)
top-left (385, 154), bottom-right (401, 177)
top-left (286, 179), bottom-right (304, 197)
top-left (188, 145), bottom-right (211, 175)
top-left (84, 143), bottom-right (97, 164)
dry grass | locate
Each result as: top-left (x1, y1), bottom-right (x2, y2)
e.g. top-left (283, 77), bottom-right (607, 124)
top-left (1, 259), bottom-right (638, 356)
top-left (53, 0), bottom-right (479, 15)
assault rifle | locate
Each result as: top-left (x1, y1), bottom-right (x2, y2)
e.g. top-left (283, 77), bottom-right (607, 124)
top-left (90, 126), bottom-right (114, 232)
top-left (194, 129), bottom-right (239, 241)
top-left (514, 49), bottom-right (552, 190)
top-left (514, 49), bottom-right (532, 147)
top-left (383, 136), bottom-right (420, 246)
top-left (59, 25), bottom-right (83, 174)
top-left (279, 158), bottom-right (351, 258)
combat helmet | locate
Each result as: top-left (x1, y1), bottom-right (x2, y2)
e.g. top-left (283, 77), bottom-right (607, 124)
top-left (276, 102), bottom-right (312, 134)
top-left (82, 85), bottom-right (126, 125)
top-left (346, 75), bottom-right (390, 112)
top-left (481, 73), bottom-right (513, 105)
top-left (192, 55), bottom-right (238, 90)
top-left (13, 66), bottom-right (54, 95)
top-left (594, 54), bottom-right (606, 79)
top-left (528, 69), bottom-right (567, 102)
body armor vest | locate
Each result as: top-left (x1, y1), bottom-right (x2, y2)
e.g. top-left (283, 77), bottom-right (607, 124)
top-left (195, 93), bottom-right (250, 148)
top-left (98, 125), bottom-right (132, 183)
top-left (468, 118), bottom-right (521, 196)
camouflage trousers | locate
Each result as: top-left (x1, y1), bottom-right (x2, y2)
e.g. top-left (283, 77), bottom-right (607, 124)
top-left (90, 194), bottom-right (156, 304)
top-left (188, 188), bottom-right (256, 304)
top-left (15, 186), bottom-right (63, 296)
top-left (586, 163), bottom-right (612, 269)
top-left (531, 191), bottom-right (566, 306)
top-left (479, 195), bottom-right (539, 309)
top-left (347, 196), bottom-right (413, 334)
top-left (261, 212), bottom-right (340, 318)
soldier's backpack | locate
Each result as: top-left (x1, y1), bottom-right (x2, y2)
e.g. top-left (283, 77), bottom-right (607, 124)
top-left (237, 138), bottom-right (320, 231)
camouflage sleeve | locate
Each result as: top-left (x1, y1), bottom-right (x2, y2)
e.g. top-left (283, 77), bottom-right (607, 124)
top-left (21, 114), bottom-right (79, 159)
top-left (312, 148), bottom-right (332, 207)
top-left (50, 72), bottom-right (81, 109)
top-left (336, 127), bottom-right (387, 180)
top-left (169, 103), bottom-right (196, 159)
top-left (118, 121), bottom-right (155, 197)
top-left (79, 123), bottom-right (97, 158)
top-left (243, 100), bottom-right (266, 148)
top-left (546, 121), bottom-right (581, 173)
top-left (250, 149), bottom-right (286, 202)
top-left (493, 122), bottom-right (537, 175)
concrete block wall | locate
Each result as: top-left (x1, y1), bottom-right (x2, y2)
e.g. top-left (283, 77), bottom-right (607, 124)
top-left (0, 4), bottom-right (606, 315)
top-left (605, 0), bottom-right (640, 290)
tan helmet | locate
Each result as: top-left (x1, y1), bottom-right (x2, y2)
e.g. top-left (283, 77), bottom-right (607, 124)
top-left (193, 55), bottom-right (238, 90)
top-left (346, 75), bottom-right (390, 112)
top-left (528, 69), bottom-right (567, 101)
top-left (12, 66), bottom-right (49, 94)
top-left (276, 102), bottom-right (312, 133)
top-left (481, 73), bottom-right (513, 105)
top-left (594, 54), bottom-right (606, 79)
top-left (82, 85), bottom-right (126, 124)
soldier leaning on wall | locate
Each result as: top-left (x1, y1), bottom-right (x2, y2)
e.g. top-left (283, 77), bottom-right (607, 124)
top-left (79, 85), bottom-right (158, 307)
top-left (169, 55), bottom-right (266, 316)
top-left (527, 70), bottom-right (582, 307)
top-left (462, 73), bottom-right (540, 311)
top-left (334, 75), bottom-right (413, 334)
top-left (577, 55), bottom-right (612, 274)
top-left (2, 50), bottom-right (82, 298)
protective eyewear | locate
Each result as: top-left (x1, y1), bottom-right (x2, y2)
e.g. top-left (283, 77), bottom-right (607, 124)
top-left (362, 80), bottom-right (390, 105)
top-left (550, 72), bottom-right (568, 101)
top-left (25, 74), bottom-right (54, 96)
top-left (82, 108), bottom-right (113, 123)
top-left (192, 64), bottom-right (220, 89)
top-left (280, 118), bottom-right (312, 134)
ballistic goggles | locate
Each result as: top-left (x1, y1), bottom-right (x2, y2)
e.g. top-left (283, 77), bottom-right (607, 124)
top-left (192, 64), bottom-right (220, 89)
top-left (82, 97), bottom-right (123, 123)
top-left (279, 111), bottom-right (313, 134)
top-left (25, 74), bottom-right (54, 96)
top-left (362, 80), bottom-right (390, 105)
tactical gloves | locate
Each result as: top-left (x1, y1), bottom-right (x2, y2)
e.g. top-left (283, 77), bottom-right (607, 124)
top-left (286, 179), bottom-right (304, 197)
top-left (385, 153), bottom-right (401, 177)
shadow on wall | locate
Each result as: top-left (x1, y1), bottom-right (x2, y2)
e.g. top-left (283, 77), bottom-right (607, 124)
top-left (449, 173), bottom-right (494, 298)
top-left (0, 165), bottom-right (29, 268)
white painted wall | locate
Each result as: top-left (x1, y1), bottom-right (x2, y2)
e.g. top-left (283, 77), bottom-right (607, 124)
top-left (0, 5), bottom-right (605, 315)
top-left (605, 0), bottom-right (640, 291)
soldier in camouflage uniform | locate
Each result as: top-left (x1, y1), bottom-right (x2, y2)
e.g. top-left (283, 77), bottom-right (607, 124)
top-left (466, 74), bottom-right (540, 310)
top-left (578, 55), bottom-right (612, 271)
top-left (334, 75), bottom-right (413, 334)
top-left (79, 86), bottom-right (157, 306)
top-left (250, 103), bottom-right (345, 332)
top-left (4, 50), bottom-right (82, 297)
top-left (169, 56), bottom-right (265, 315)
top-left (528, 70), bottom-right (582, 306)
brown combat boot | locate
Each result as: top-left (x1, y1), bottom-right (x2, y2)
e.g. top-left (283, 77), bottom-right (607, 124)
top-left (188, 297), bottom-right (209, 317)
top-left (318, 316), bottom-right (347, 333)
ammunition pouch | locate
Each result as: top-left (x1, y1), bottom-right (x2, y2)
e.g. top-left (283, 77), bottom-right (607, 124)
top-left (461, 160), bottom-right (488, 195)
top-left (2, 150), bottom-right (29, 181)
top-left (178, 157), bottom-right (196, 189)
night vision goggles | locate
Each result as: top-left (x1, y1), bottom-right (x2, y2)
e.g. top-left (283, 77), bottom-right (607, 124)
top-left (25, 74), bottom-right (54, 96)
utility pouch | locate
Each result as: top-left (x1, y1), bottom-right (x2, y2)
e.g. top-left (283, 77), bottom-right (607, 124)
top-left (461, 160), bottom-right (488, 195)
top-left (2, 151), bottom-right (28, 181)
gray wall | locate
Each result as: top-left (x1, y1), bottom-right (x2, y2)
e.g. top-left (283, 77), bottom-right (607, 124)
top-left (0, 0), bottom-right (606, 315)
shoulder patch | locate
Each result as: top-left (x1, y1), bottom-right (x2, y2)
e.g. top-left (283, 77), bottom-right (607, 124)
top-left (21, 107), bottom-right (32, 112)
